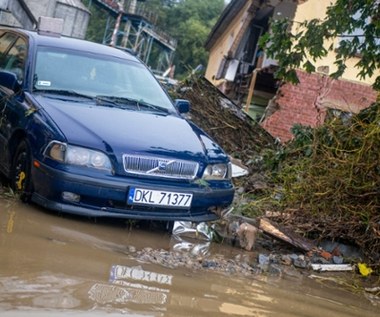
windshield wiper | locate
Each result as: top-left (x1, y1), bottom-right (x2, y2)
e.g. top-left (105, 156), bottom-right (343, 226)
top-left (137, 100), bottom-right (170, 114)
top-left (96, 95), bottom-right (169, 114)
top-left (35, 89), bottom-right (95, 101)
top-left (95, 96), bottom-right (132, 109)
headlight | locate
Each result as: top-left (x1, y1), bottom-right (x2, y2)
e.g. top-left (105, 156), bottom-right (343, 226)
top-left (45, 141), bottom-right (112, 172)
top-left (202, 163), bottom-right (231, 180)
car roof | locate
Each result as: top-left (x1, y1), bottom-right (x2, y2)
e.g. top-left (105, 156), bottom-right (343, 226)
top-left (1, 26), bottom-right (138, 62)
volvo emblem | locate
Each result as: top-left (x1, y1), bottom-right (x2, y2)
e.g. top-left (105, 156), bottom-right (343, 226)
top-left (147, 160), bottom-right (176, 174)
top-left (158, 161), bottom-right (167, 171)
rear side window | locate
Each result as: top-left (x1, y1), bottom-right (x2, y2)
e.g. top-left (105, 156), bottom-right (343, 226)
top-left (0, 35), bottom-right (27, 82)
top-left (0, 32), bottom-right (18, 68)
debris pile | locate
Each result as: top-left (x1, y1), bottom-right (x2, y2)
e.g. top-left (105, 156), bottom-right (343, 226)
top-left (251, 101), bottom-right (380, 265)
top-left (172, 76), bottom-right (276, 165)
top-left (172, 75), bottom-right (379, 268)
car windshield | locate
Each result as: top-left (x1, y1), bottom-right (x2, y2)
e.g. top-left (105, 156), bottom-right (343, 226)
top-left (33, 47), bottom-right (174, 110)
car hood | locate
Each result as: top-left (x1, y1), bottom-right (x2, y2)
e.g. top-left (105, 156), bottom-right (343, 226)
top-left (35, 95), bottom-right (227, 163)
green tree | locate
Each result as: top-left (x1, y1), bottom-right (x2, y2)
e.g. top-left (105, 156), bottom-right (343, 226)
top-left (153, 0), bottom-right (224, 77)
top-left (260, 0), bottom-right (380, 90)
top-left (82, 0), bottom-right (110, 44)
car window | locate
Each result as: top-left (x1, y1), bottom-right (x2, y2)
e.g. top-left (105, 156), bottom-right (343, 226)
top-left (34, 47), bottom-right (175, 110)
top-left (0, 32), bottom-right (18, 69)
top-left (1, 37), bottom-right (27, 82)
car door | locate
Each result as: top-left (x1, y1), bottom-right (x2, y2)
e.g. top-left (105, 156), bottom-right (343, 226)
top-left (0, 32), bottom-right (28, 174)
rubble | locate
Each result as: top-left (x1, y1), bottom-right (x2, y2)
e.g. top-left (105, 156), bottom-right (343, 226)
top-left (236, 222), bottom-right (258, 251)
top-left (172, 76), bottom-right (276, 165)
top-left (173, 76), bottom-right (379, 268)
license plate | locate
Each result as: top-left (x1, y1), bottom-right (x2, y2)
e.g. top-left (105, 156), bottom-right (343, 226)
top-left (128, 188), bottom-right (193, 208)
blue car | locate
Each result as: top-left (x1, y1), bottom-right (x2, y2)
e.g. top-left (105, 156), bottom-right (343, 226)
top-left (0, 22), bottom-right (234, 222)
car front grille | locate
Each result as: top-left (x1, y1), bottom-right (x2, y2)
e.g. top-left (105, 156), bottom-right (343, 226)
top-left (123, 154), bottom-right (199, 180)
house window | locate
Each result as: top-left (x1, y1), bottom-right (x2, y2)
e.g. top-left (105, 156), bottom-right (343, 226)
top-left (338, 10), bottom-right (380, 55)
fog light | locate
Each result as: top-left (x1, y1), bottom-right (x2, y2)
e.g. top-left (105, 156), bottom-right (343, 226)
top-left (62, 191), bottom-right (80, 203)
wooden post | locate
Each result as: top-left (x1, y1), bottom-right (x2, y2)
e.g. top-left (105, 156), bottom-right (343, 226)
top-left (244, 68), bottom-right (260, 113)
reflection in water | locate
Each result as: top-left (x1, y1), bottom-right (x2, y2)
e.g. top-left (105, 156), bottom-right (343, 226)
top-left (6, 210), bottom-right (16, 233)
top-left (0, 274), bottom-right (82, 310)
top-left (88, 265), bottom-right (171, 305)
top-left (110, 265), bottom-right (172, 286)
top-left (0, 199), bottom-right (379, 316)
top-left (87, 264), bottom-right (272, 316)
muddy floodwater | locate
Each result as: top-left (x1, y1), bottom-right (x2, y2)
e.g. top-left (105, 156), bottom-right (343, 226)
top-left (0, 198), bottom-right (378, 317)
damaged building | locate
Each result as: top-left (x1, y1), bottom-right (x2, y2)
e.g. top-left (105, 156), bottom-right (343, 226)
top-left (204, 0), bottom-right (378, 142)
top-left (0, 0), bottom-right (90, 38)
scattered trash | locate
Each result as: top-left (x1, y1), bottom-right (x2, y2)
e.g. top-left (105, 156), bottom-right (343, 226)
top-left (229, 157), bottom-right (249, 178)
top-left (358, 263), bottom-right (373, 277)
top-left (318, 240), bottom-right (362, 260)
top-left (316, 250), bottom-right (333, 261)
top-left (231, 163), bottom-right (249, 178)
top-left (171, 221), bottom-right (214, 256)
top-left (172, 221), bottom-right (213, 241)
top-left (311, 264), bottom-right (353, 272)
top-left (171, 240), bottom-right (211, 257)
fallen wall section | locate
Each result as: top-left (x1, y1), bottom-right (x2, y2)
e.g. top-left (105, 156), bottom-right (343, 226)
top-left (261, 70), bottom-right (378, 143)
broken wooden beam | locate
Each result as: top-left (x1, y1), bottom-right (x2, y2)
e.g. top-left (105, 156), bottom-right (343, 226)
top-left (259, 217), bottom-right (316, 252)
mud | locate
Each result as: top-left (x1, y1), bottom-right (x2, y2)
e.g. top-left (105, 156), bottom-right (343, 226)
top-left (0, 198), bottom-right (379, 316)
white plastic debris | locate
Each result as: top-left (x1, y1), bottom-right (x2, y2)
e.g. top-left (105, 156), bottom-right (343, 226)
top-left (311, 264), bottom-right (353, 272)
top-left (231, 163), bottom-right (249, 177)
top-left (172, 221), bottom-right (213, 241)
top-left (171, 221), bottom-right (212, 256)
top-left (229, 156), bottom-right (249, 178)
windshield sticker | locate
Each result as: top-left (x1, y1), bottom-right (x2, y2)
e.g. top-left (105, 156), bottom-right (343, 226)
top-left (37, 80), bottom-right (51, 87)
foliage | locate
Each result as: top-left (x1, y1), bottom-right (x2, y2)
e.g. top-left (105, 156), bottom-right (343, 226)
top-left (153, 0), bottom-right (224, 77)
top-left (260, 0), bottom-right (380, 90)
top-left (247, 101), bottom-right (380, 263)
top-left (82, 0), bottom-right (110, 44)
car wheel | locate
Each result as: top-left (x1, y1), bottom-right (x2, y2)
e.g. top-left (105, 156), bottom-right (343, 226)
top-left (11, 140), bottom-right (33, 202)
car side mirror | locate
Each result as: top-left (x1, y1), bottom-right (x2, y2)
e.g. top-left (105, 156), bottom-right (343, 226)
top-left (0, 71), bottom-right (21, 92)
top-left (174, 99), bottom-right (190, 114)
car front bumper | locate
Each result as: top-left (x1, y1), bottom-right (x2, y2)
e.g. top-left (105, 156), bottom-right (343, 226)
top-left (31, 161), bottom-right (234, 222)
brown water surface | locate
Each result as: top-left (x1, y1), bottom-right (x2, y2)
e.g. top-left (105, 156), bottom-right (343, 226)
top-left (0, 199), bottom-right (378, 316)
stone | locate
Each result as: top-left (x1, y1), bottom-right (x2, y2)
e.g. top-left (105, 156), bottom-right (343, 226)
top-left (333, 256), bottom-right (344, 264)
top-left (258, 254), bottom-right (270, 265)
top-left (268, 264), bottom-right (282, 276)
top-left (281, 254), bottom-right (292, 266)
top-left (237, 222), bottom-right (258, 251)
top-left (293, 258), bottom-right (308, 269)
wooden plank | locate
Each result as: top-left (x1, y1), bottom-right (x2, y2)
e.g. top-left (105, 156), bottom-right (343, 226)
top-left (259, 217), bottom-right (316, 251)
